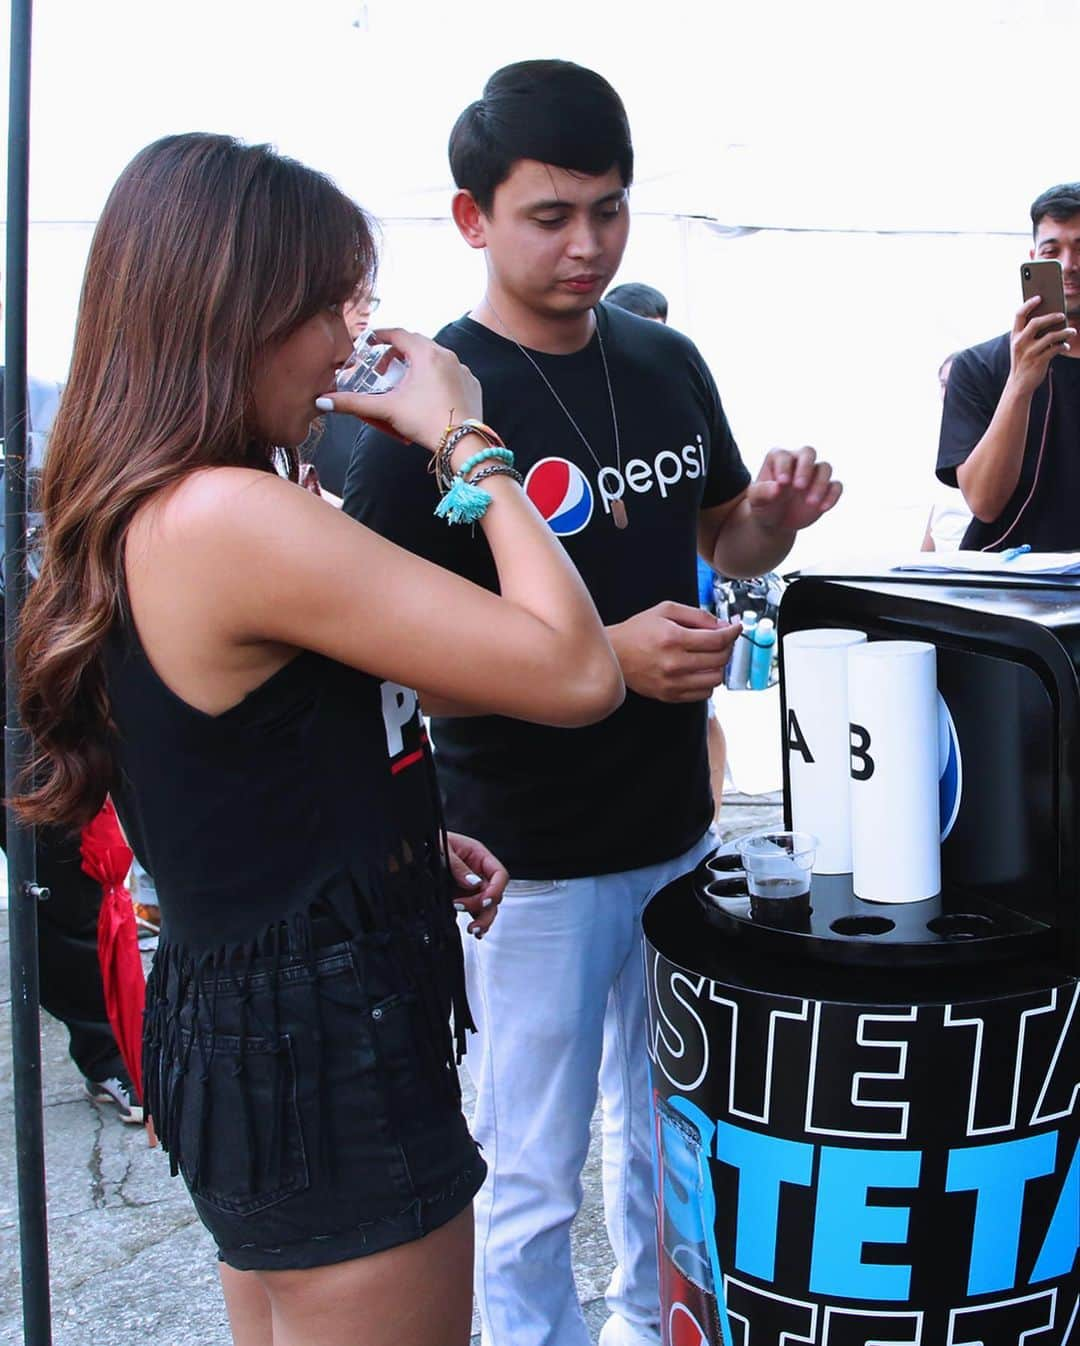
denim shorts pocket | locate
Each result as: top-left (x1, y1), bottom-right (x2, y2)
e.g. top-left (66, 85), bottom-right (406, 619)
top-left (365, 988), bottom-right (455, 1137)
top-left (174, 1029), bottom-right (310, 1217)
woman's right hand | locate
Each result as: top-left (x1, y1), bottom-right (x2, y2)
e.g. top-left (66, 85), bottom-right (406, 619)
top-left (317, 328), bottom-right (483, 451)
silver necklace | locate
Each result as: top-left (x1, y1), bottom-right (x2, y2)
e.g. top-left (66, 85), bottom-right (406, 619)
top-left (484, 303), bottom-right (628, 529)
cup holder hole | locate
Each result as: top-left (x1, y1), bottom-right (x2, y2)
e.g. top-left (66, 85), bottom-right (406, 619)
top-left (707, 852), bottom-right (745, 874)
top-left (927, 913), bottom-right (997, 941)
top-left (704, 877), bottom-right (749, 902)
top-left (831, 916), bottom-right (895, 936)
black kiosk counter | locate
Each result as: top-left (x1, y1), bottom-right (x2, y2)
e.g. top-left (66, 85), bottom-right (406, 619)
top-left (644, 575), bottom-right (1080, 1345)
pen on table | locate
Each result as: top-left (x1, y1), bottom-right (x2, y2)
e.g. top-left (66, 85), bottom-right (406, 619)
top-left (1002, 544), bottom-right (1032, 562)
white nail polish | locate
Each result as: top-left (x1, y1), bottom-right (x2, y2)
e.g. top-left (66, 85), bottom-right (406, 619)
top-left (453, 902), bottom-right (466, 912)
top-left (466, 873), bottom-right (482, 886)
top-left (481, 897), bottom-right (493, 908)
top-left (315, 396), bottom-right (334, 412)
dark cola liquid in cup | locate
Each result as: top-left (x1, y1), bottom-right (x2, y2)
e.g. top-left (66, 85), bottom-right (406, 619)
top-left (749, 877), bottom-right (811, 927)
top-left (737, 830), bottom-right (816, 929)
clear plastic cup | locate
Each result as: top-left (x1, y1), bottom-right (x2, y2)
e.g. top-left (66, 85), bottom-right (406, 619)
top-left (736, 830), bottom-right (817, 924)
top-left (336, 330), bottom-right (407, 395)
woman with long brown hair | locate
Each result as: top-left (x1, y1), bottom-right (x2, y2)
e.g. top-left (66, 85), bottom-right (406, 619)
top-left (15, 133), bottom-right (623, 1346)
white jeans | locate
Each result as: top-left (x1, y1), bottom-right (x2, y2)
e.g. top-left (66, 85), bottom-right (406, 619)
top-left (463, 831), bottom-right (715, 1346)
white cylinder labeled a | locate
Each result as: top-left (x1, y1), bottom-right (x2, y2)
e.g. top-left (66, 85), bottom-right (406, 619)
top-left (848, 640), bottom-right (941, 903)
top-left (783, 628), bottom-right (867, 873)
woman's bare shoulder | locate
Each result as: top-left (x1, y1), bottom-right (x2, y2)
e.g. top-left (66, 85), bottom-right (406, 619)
top-left (133, 466), bottom-right (303, 544)
top-left (128, 464), bottom-right (373, 603)
top-left (164, 465), bottom-right (293, 519)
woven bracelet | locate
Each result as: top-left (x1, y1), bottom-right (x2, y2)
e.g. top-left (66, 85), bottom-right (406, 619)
top-left (434, 428), bottom-right (510, 495)
top-left (466, 463), bottom-right (523, 486)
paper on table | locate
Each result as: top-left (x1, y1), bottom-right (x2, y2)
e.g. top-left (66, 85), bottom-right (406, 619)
top-left (893, 551), bottom-right (1080, 576)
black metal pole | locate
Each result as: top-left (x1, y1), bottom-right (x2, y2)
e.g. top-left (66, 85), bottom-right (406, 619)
top-left (5, 0), bottom-right (53, 1342)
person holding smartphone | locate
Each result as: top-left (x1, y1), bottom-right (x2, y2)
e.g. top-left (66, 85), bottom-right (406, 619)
top-left (937, 182), bottom-right (1080, 551)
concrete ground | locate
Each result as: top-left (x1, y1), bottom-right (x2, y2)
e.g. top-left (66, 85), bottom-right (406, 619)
top-left (1, 794), bottom-right (780, 1346)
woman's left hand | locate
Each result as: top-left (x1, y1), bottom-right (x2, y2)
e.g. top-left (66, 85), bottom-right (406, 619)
top-left (446, 831), bottom-right (508, 938)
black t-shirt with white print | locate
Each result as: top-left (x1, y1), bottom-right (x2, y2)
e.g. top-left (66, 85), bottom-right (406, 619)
top-left (342, 302), bottom-right (750, 878)
top-left (937, 333), bottom-right (1080, 551)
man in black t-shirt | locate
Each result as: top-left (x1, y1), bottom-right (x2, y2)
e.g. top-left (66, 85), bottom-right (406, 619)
top-left (343, 61), bottom-right (840, 1346)
top-left (937, 182), bottom-right (1080, 551)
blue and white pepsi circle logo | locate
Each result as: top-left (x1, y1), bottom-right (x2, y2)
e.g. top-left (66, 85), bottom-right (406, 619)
top-left (524, 456), bottom-right (595, 536)
top-left (937, 691), bottom-right (962, 841)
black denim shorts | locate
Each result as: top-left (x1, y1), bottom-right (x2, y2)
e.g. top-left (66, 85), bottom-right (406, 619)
top-left (152, 929), bottom-right (485, 1271)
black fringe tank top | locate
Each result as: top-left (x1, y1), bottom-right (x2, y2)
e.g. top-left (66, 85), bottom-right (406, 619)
top-left (104, 619), bottom-right (472, 1176)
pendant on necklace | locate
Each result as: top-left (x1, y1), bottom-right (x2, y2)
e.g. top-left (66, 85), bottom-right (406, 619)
top-left (611, 499), bottom-right (629, 530)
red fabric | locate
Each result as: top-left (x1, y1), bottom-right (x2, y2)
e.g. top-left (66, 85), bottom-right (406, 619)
top-left (80, 799), bottom-right (144, 1101)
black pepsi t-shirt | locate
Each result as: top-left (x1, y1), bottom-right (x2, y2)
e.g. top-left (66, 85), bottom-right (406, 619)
top-left (342, 302), bottom-right (750, 877)
top-left (937, 334), bottom-right (1080, 551)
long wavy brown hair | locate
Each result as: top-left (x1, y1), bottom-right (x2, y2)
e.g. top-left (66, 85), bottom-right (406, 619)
top-left (15, 133), bottom-right (376, 828)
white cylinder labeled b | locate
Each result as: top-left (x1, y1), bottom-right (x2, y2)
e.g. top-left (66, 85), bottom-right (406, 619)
top-left (783, 628), bottom-right (867, 873)
top-left (848, 640), bottom-right (941, 903)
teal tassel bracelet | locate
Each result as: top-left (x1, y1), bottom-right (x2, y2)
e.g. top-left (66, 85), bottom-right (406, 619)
top-left (433, 443), bottom-right (515, 525)
top-left (434, 474), bottom-right (493, 524)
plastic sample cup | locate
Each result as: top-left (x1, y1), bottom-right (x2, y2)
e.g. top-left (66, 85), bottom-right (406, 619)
top-left (336, 330), bottom-right (407, 394)
top-left (736, 830), bottom-right (817, 925)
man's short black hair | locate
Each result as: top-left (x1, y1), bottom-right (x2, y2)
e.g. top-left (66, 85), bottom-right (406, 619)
top-left (605, 282), bottom-right (668, 321)
top-left (449, 60), bottom-right (633, 215)
top-left (1031, 183), bottom-right (1080, 235)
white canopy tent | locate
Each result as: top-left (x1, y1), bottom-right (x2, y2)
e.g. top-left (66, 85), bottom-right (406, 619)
top-left (2, 0), bottom-right (1079, 564)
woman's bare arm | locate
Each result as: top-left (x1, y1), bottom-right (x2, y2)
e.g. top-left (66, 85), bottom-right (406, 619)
top-left (209, 470), bottom-right (623, 727)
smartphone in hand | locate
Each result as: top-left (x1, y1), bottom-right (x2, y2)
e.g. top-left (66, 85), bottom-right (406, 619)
top-left (1021, 259), bottom-right (1068, 330)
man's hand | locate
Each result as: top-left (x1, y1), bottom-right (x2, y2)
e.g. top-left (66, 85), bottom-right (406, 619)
top-left (746, 446), bottom-right (842, 534)
top-left (608, 601), bottom-right (741, 702)
top-left (1007, 295), bottom-right (1076, 398)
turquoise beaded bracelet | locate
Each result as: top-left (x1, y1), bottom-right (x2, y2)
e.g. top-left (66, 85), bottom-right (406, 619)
top-left (459, 445), bottom-right (515, 478)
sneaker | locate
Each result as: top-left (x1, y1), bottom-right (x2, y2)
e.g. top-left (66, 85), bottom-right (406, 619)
top-left (84, 1073), bottom-right (144, 1124)
top-left (133, 901), bottom-right (160, 936)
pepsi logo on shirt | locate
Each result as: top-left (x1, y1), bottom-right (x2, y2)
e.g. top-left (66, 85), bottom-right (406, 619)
top-left (380, 681), bottom-right (427, 776)
top-left (524, 437), bottom-right (707, 535)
